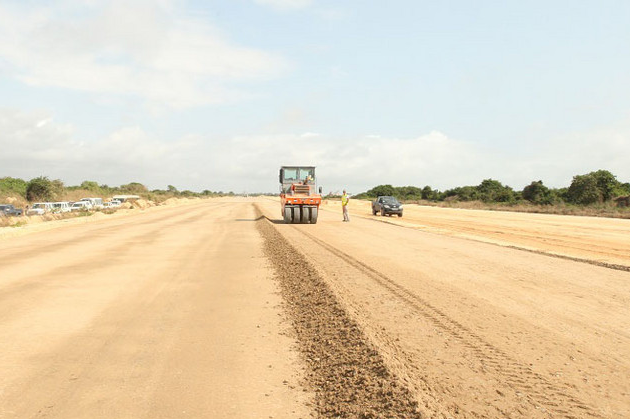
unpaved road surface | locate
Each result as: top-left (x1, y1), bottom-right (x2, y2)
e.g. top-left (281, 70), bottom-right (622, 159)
top-left (1, 198), bottom-right (629, 418)
top-left (325, 199), bottom-right (630, 269)
top-left (0, 199), bottom-right (311, 418)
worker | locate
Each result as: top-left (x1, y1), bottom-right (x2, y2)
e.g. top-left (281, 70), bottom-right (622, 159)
top-left (341, 190), bottom-right (350, 222)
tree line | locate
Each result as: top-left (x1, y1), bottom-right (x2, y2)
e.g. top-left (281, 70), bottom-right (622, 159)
top-left (355, 170), bottom-right (630, 206)
top-left (0, 176), bottom-right (229, 203)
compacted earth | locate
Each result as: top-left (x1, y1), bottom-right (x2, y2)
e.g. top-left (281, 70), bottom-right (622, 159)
top-left (0, 197), bottom-right (628, 418)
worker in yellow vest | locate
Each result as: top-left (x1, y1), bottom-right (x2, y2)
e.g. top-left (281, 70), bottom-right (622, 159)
top-left (341, 190), bottom-right (350, 222)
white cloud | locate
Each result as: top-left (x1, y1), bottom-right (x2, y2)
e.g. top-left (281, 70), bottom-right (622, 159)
top-left (0, 1), bottom-right (288, 108)
top-left (2, 108), bottom-right (629, 193)
top-left (253, 0), bottom-right (313, 11)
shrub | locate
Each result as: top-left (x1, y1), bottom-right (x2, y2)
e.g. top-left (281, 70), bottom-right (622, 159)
top-left (522, 180), bottom-right (554, 205)
top-left (80, 180), bottom-right (101, 194)
top-left (567, 175), bottom-right (602, 205)
top-left (0, 177), bottom-right (28, 197)
top-left (26, 176), bottom-right (63, 202)
top-left (443, 185), bottom-right (486, 202)
top-left (120, 182), bottom-right (148, 194)
top-left (421, 185), bottom-right (439, 200)
top-left (477, 179), bottom-right (516, 203)
top-left (365, 184), bottom-right (397, 198)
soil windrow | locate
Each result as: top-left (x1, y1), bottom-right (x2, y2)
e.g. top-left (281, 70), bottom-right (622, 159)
top-left (256, 213), bottom-right (422, 418)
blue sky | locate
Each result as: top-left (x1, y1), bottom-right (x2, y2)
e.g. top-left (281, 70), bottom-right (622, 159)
top-left (1, 0), bottom-right (629, 194)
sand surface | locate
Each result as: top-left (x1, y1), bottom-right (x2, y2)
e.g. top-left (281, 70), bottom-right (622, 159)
top-left (1, 197), bottom-right (628, 418)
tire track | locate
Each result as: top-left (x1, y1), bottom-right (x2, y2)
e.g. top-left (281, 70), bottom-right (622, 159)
top-left (291, 226), bottom-right (602, 419)
top-left (362, 214), bottom-right (630, 273)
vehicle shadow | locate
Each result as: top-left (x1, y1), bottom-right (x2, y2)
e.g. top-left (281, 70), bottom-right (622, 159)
top-left (235, 216), bottom-right (266, 222)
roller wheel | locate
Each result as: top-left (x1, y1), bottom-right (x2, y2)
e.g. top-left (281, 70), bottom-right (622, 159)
top-left (283, 207), bottom-right (292, 223)
top-left (301, 207), bottom-right (309, 224)
top-left (309, 207), bottom-right (318, 224)
top-left (292, 207), bottom-right (301, 224)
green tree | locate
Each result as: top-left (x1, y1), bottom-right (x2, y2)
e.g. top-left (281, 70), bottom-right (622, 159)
top-left (365, 184), bottom-right (397, 198)
top-left (26, 176), bottom-right (62, 202)
top-left (443, 186), bottom-right (479, 201)
top-left (0, 177), bottom-right (28, 197)
top-left (590, 170), bottom-right (619, 201)
top-left (616, 182), bottom-right (630, 196)
top-left (80, 180), bottom-right (101, 193)
top-left (566, 170), bottom-right (623, 204)
top-left (522, 180), bottom-right (553, 205)
top-left (421, 185), bottom-right (439, 200)
top-left (397, 186), bottom-right (422, 199)
top-left (567, 174), bottom-right (602, 205)
top-left (477, 179), bottom-right (515, 203)
top-left (120, 182), bottom-right (148, 194)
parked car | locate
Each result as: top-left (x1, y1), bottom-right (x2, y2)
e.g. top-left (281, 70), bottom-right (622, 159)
top-left (103, 202), bottom-right (116, 209)
top-left (80, 197), bottom-right (103, 209)
top-left (70, 201), bottom-right (93, 211)
top-left (27, 202), bottom-right (54, 215)
top-left (0, 204), bottom-right (23, 216)
top-left (372, 196), bottom-right (403, 217)
top-left (51, 202), bottom-right (71, 213)
top-left (103, 200), bottom-right (121, 208)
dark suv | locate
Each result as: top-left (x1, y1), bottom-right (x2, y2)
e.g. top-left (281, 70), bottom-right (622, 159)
top-left (372, 196), bottom-right (403, 217)
top-left (0, 204), bottom-right (23, 217)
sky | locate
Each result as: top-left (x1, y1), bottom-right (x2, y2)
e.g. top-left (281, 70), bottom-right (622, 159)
top-left (1, 0), bottom-right (629, 194)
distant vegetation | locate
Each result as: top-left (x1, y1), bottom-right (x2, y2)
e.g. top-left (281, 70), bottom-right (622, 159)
top-left (353, 170), bottom-right (630, 214)
top-left (0, 177), bottom-right (232, 206)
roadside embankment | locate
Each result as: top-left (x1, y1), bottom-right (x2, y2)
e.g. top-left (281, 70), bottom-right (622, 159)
top-left (0, 197), bottom-right (207, 241)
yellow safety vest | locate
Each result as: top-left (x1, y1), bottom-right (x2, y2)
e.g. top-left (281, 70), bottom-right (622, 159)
top-left (341, 194), bottom-right (349, 206)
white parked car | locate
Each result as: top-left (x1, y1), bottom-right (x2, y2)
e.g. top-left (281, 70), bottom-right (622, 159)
top-left (51, 202), bottom-right (71, 213)
top-left (80, 197), bottom-right (104, 209)
top-left (27, 202), bottom-right (54, 215)
top-left (70, 201), bottom-right (93, 211)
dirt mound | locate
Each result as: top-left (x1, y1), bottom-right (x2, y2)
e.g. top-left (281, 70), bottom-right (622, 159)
top-left (161, 198), bottom-right (179, 206)
top-left (256, 213), bottom-right (421, 418)
top-left (132, 199), bottom-right (154, 209)
top-left (91, 212), bottom-right (107, 220)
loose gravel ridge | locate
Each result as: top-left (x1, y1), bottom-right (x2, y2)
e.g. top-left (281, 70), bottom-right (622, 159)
top-left (256, 214), bottom-right (422, 418)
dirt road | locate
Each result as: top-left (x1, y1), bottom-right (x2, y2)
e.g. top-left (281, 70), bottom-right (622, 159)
top-left (1, 198), bottom-right (629, 418)
top-left (0, 199), bottom-right (311, 418)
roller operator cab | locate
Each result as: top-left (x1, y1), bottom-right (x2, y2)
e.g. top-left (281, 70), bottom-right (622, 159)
top-left (279, 166), bottom-right (322, 224)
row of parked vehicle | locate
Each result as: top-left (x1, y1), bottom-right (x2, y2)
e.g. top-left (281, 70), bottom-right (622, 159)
top-left (0, 198), bottom-right (122, 217)
top-left (26, 198), bottom-right (123, 215)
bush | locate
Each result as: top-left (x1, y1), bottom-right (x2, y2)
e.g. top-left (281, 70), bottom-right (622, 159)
top-left (477, 179), bottom-right (516, 203)
top-left (80, 180), bottom-right (102, 194)
top-left (365, 184), bottom-right (397, 198)
top-left (421, 185), bottom-right (439, 201)
top-left (522, 180), bottom-right (554, 205)
top-left (566, 170), bottom-right (623, 205)
top-left (0, 177), bottom-right (28, 197)
top-left (443, 185), bottom-right (479, 201)
top-left (120, 182), bottom-right (148, 194)
top-left (567, 175), bottom-right (602, 205)
top-left (26, 176), bottom-right (63, 202)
